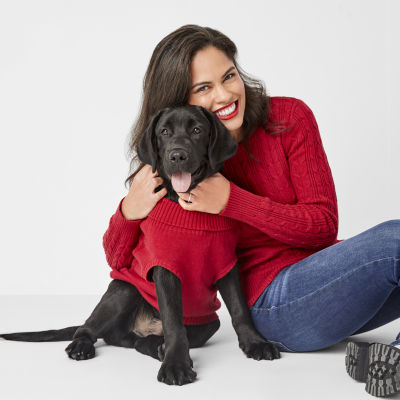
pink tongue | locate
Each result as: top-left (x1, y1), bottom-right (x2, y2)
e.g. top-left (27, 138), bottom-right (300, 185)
top-left (171, 171), bottom-right (192, 193)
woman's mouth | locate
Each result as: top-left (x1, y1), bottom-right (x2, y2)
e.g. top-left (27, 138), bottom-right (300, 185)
top-left (214, 100), bottom-right (239, 120)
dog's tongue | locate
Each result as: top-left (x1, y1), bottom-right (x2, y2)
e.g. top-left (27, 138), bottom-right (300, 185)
top-left (171, 171), bottom-right (191, 193)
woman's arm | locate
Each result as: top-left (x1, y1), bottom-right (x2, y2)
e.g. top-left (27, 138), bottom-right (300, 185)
top-left (103, 165), bottom-right (168, 269)
top-left (219, 99), bottom-right (339, 249)
top-left (102, 197), bottom-right (143, 270)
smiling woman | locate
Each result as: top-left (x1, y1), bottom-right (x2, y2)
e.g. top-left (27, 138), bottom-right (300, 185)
top-left (188, 46), bottom-right (246, 142)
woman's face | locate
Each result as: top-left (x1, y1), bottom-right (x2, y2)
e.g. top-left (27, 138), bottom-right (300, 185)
top-left (188, 46), bottom-right (246, 143)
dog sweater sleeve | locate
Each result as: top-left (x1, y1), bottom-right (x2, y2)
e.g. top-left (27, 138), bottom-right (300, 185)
top-left (103, 197), bottom-right (143, 270)
top-left (219, 98), bottom-right (339, 249)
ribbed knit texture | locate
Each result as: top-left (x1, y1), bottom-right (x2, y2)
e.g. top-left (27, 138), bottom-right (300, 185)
top-left (109, 198), bottom-right (238, 325)
top-left (147, 197), bottom-right (236, 230)
top-left (103, 97), bottom-right (342, 310)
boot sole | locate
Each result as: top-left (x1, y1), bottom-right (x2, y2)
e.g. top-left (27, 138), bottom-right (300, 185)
top-left (345, 341), bottom-right (370, 382)
top-left (345, 341), bottom-right (400, 397)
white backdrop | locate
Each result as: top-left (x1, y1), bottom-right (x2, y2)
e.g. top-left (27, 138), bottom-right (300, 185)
top-left (0, 0), bottom-right (398, 295)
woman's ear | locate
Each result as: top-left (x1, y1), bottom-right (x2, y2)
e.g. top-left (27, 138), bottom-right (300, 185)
top-left (198, 106), bottom-right (238, 171)
top-left (137, 110), bottom-right (164, 173)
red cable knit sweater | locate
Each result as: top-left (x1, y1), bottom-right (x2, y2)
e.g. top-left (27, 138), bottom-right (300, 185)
top-left (103, 97), bottom-right (342, 315)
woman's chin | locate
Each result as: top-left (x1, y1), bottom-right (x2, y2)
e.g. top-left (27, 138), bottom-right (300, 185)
top-left (229, 125), bottom-right (244, 143)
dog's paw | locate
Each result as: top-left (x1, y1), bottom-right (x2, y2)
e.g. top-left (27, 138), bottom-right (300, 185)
top-left (65, 338), bottom-right (95, 361)
top-left (157, 359), bottom-right (197, 385)
top-left (239, 339), bottom-right (281, 361)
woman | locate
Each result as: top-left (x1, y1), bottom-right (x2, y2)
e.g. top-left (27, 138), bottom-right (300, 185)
top-left (103, 24), bottom-right (400, 396)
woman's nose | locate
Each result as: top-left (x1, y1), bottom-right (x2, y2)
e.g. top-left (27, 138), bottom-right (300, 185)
top-left (213, 84), bottom-right (231, 104)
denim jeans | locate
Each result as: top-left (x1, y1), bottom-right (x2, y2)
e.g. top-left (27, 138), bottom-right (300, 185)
top-left (249, 220), bottom-right (400, 352)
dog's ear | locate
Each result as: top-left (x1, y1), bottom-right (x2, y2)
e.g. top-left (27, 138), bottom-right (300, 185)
top-left (198, 106), bottom-right (238, 171)
top-left (137, 109), bottom-right (165, 173)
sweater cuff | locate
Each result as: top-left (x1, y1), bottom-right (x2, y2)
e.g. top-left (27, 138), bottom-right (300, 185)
top-left (219, 181), bottom-right (269, 225)
top-left (112, 197), bottom-right (143, 239)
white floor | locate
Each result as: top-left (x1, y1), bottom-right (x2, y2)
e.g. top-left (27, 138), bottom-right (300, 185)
top-left (1, 295), bottom-right (400, 400)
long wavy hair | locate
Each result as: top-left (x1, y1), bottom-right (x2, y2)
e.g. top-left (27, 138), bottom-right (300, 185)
top-left (124, 24), bottom-right (283, 188)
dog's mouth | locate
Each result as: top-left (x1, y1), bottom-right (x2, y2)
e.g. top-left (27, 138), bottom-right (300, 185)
top-left (171, 165), bottom-right (203, 193)
top-left (171, 171), bottom-right (191, 193)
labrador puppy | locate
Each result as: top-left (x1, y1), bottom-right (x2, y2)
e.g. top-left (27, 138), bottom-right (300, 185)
top-left (1, 105), bottom-right (280, 385)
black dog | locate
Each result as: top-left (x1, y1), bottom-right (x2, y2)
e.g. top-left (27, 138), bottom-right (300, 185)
top-left (1, 105), bottom-right (280, 385)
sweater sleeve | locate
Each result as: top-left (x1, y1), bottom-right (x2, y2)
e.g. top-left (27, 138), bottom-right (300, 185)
top-left (102, 197), bottom-right (143, 270)
top-left (219, 99), bottom-right (339, 249)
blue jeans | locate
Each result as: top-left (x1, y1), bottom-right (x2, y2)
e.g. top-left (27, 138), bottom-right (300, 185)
top-left (249, 220), bottom-right (400, 352)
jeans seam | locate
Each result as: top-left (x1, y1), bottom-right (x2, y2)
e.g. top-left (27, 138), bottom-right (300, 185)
top-left (250, 256), bottom-right (397, 312)
top-left (268, 339), bottom-right (296, 353)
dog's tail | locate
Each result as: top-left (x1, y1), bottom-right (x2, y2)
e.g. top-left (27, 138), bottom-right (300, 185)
top-left (0, 326), bottom-right (80, 342)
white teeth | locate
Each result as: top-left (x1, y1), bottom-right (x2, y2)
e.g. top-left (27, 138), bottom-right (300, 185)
top-left (215, 101), bottom-right (236, 117)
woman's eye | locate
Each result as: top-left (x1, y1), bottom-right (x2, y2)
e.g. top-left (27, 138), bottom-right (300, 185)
top-left (193, 127), bottom-right (200, 134)
top-left (225, 73), bottom-right (235, 81)
top-left (197, 85), bottom-right (209, 93)
top-left (161, 128), bottom-right (168, 135)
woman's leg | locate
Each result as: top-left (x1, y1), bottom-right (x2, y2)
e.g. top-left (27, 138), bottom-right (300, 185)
top-left (249, 220), bottom-right (400, 352)
top-left (352, 287), bottom-right (400, 335)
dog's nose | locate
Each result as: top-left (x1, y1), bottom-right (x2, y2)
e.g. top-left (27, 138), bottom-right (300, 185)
top-left (169, 149), bottom-right (188, 164)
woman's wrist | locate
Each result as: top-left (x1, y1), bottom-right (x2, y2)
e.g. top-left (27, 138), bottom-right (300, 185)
top-left (121, 197), bottom-right (141, 221)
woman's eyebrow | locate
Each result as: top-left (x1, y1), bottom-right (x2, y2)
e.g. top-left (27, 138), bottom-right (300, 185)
top-left (191, 66), bottom-right (236, 90)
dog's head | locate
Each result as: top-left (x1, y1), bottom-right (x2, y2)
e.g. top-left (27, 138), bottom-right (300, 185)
top-left (137, 105), bottom-right (238, 197)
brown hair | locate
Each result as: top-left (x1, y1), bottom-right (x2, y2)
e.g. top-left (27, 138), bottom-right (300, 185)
top-left (124, 24), bottom-right (282, 188)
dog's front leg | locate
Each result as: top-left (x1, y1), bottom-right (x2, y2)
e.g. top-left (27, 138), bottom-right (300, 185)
top-left (152, 266), bottom-right (197, 385)
top-left (216, 263), bottom-right (281, 361)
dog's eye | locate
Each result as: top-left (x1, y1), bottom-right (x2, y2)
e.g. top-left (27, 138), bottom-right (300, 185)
top-left (160, 128), bottom-right (168, 135)
top-left (193, 127), bottom-right (201, 135)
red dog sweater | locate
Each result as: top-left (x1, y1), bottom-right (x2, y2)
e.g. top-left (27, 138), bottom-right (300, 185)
top-left (110, 197), bottom-right (239, 325)
top-left (104, 97), bottom-right (343, 312)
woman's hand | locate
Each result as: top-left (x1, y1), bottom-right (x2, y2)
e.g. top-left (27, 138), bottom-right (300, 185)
top-left (121, 164), bottom-right (168, 220)
top-left (176, 172), bottom-right (230, 214)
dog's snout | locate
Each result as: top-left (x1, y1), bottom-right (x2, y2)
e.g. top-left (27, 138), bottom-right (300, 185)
top-left (169, 149), bottom-right (188, 164)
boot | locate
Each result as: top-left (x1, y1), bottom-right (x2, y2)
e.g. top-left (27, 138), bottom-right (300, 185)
top-left (345, 334), bottom-right (400, 397)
